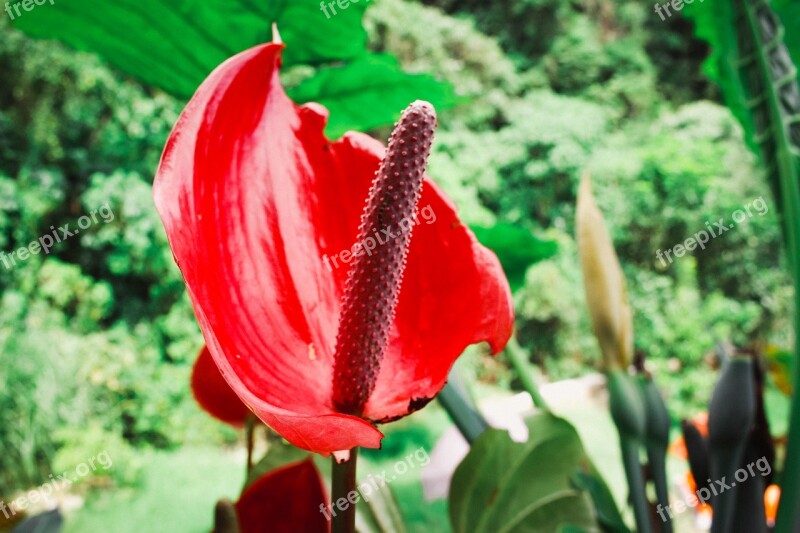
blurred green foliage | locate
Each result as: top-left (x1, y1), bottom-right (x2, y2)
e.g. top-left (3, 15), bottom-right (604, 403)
top-left (0, 27), bottom-right (234, 492)
top-left (0, 0), bottom-right (794, 506)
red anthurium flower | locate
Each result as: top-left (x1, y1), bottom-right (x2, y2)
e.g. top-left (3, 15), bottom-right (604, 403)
top-left (191, 345), bottom-right (251, 427)
top-left (213, 458), bottom-right (329, 533)
top-left (154, 37), bottom-right (513, 454)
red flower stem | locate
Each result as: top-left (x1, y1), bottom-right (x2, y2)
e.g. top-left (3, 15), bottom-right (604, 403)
top-left (331, 448), bottom-right (358, 533)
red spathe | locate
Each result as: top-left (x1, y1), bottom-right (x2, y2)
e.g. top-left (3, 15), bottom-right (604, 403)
top-left (235, 458), bottom-right (329, 533)
top-left (154, 41), bottom-right (513, 454)
top-left (191, 345), bottom-right (251, 427)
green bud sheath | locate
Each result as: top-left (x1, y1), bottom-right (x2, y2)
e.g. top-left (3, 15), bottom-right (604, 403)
top-left (708, 357), bottom-right (756, 533)
top-left (608, 369), bottom-right (646, 440)
top-left (732, 438), bottom-right (767, 533)
top-left (608, 369), bottom-right (651, 533)
top-left (641, 376), bottom-right (670, 446)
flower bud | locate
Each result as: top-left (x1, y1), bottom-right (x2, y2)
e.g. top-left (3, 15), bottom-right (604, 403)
top-left (576, 173), bottom-right (633, 370)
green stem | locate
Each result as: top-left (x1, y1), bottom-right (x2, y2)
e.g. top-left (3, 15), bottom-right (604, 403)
top-left (331, 448), bottom-right (358, 533)
top-left (505, 336), bottom-right (549, 410)
top-left (709, 448), bottom-right (742, 533)
top-left (646, 445), bottom-right (672, 533)
top-left (438, 369), bottom-right (489, 443)
top-left (620, 437), bottom-right (653, 533)
top-left (245, 415), bottom-right (255, 477)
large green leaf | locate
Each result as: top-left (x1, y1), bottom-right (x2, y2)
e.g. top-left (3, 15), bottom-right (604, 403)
top-left (449, 413), bottom-right (603, 533)
top-left (683, 1), bottom-right (800, 234)
top-left (353, 478), bottom-right (408, 533)
top-left (10, 0), bottom-right (368, 99)
top-left (287, 53), bottom-right (457, 138)
top-left (773, 0), bottom-right (800, 63)
top-left (470, 223), bottom-right (558, 292)
top-left (572, 472), bottom-right (630, 533)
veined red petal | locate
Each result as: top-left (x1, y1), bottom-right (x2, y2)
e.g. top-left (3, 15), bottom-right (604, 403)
top-left (191, 345), bottom-right (251, 427)
top-left (154, 42), bottom-right (513, 453)
top-left (234, 458), bottom-right (329, 533)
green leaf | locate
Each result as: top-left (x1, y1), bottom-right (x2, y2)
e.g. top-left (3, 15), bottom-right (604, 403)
top-left (449, 413), bottom-right (601, 533)
top-left (470, 223), bottom-right (557, 292)
top-left (354, 480), bottom-right (408, 533)
top-left (512, 495), bottom-right (596, 533)
top-left (572, 472), bottom-right (630, 533)
top-left (559, 527), bottom-right (594, 533)
top-left (773, 0), bottom-right (800, 65)
top-left (766, 345), bottom-right (794, 396)
top-left (682, 1), bottom-right (800, 254)
top-left (287, 53), bottom-right (457, 138)
top-left (10, 0), bottom-right (369, 99)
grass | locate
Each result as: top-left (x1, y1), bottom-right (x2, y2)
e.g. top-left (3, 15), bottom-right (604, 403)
top-left (64, 446), bottom-right (244, 533)
top-left (63, 407), bottom-right (449, 533)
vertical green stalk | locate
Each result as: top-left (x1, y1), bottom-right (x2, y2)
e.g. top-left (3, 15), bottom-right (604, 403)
top-left (777, 288), bottom-right (800, 532)
top-left (639, 375), bottom-right (672, 533)
top-left (331, 448), bottom-right (358, 533)
top-left (505, 335), bottom-right (549, 411)
top-left (438, 369), bottom-right (489, 443)
top-left (619, 437), bottom-right (652, 533)
top-left (734, 440), bottom-right (768, 533)
top-left (608, 369), bottom-right (652, 533)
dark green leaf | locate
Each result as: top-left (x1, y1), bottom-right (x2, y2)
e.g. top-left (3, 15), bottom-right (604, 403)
top-left (572, 472), bottom-right (630, 533)
top-left (287, 53), bottom-right (457, 138)
top-left (683, 1), bottom-right (800, 260)
top-left (11, 0), bottom-right (368, 99)
top-left (355, 479), bottom-right (408, 533)
top-left (449, 412), bottom-right (600, 533)
top-left (470, 223), bottom-right (557, 292)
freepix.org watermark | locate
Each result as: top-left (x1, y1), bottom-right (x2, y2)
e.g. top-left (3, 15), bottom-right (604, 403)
top-left (655, 196), bottom-right (768, 268)
top-left (4, 0), bottom-right (55, 21)
top-left (0, 450), bottom-right (113, 519)
top-left (653, 0), bottom-right (705, 21)
top-left (0, 202), bottom-right (115, 271)
top-left (319, 447), bottom-right (430, 520)
top-left (322, 204), bottom-right (436, 272)
top-left (657, 455), bottom-right (771, 522)
top-left (319, 0), bottom-right (370, 19)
